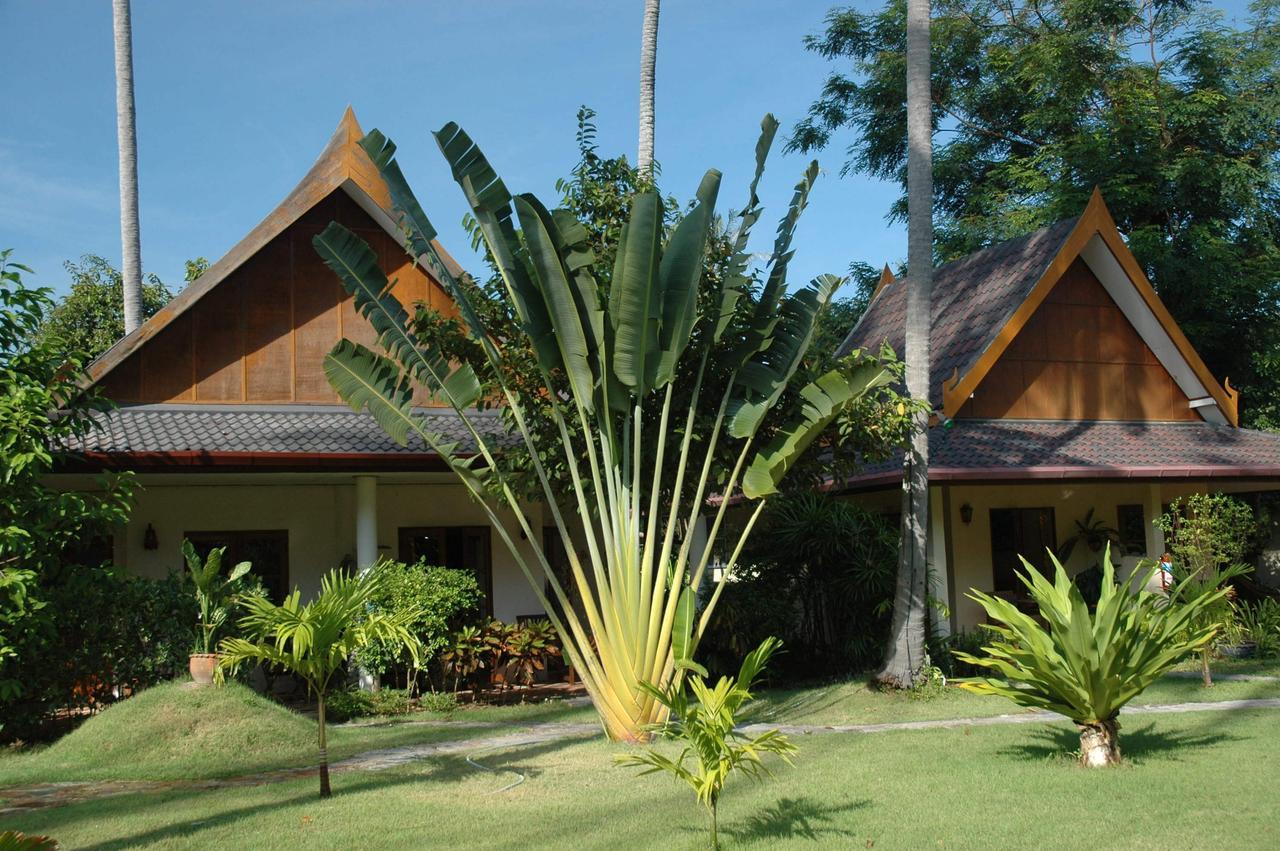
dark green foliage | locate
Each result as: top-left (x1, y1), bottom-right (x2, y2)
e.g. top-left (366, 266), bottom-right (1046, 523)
top-left (1, 251), bottom-right (136, 707)
top-left (1, 567), bottom-right (194, 742)
top-left (700, 494), bottom-right (898, 679)
top-left (35, 254), bottom-right (176, 361)
top-left (792, 0), bottom-right (1280, 426)
top-left (324, 688), bottom-right (414, 723)
top-left (352, 561), bottom-right (482, 690)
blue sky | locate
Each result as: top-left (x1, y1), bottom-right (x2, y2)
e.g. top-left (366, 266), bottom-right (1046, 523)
top-left (4, 0), bottom-right (897, 296)
top-left (3, 0), bottom-right (1259, 296)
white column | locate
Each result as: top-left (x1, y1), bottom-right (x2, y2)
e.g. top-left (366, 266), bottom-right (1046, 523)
top-left (355, 475), bottom-right (378, 571)
top-left (928, 486), bottom-right (952, 637)
top-left (354, 474), bottom-right (379, 692)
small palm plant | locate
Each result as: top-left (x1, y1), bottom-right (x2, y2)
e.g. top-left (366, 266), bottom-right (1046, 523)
top-left (955, 544), bottom-right (1231, 767)
top-left (617, 638), bottom-right (796, 849)
top-left (183, 539), bottom-right (251, 654)
top-left (218, 568), bottom-right (422, 798)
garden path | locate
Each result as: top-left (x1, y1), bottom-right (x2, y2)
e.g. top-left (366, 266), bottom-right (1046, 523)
top-left (3, 698), bottom-right (1279, 815)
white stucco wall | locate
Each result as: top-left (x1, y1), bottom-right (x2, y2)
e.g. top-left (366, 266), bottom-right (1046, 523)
top-left (53, 472), bottom-right (547, 623)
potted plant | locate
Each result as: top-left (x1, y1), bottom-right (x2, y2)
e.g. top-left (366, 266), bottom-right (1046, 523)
top-left (182, 539), bottom-right (251, 685)
top-left (1056, 508), bottom-right (1121, 561)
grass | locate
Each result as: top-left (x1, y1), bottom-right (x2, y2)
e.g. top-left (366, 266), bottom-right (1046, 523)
top-left (2, 707), bottom-right (1278, 849)
top-left (0, 681), bottom-right (594, 788)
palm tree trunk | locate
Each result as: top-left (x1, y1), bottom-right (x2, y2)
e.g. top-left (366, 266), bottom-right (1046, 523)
top-left (112, 0), bottom-right (143, 335)
top-left (877, 0), bottom-right (933, 689)
top-left (1078, 718), bottom-right (1121, 767)
top-left (317, 693), bottom-right (332, 798)
top-left (1200, 647), bottom-right (1213, 687)
top-left (637, 0), bottom-right (660, 177)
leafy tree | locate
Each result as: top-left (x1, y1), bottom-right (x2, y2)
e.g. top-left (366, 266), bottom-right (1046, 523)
top-left (219, 568), bottom-right (422, 798)
top-left (792, 0), bottom-right (1280, 426)
top-left (1157, 493), bottom-right (1257, 686)
top-left (617, 637), bottom-right (796, 850)
top-left (37, 255), bottom-right (175, 361)
top-left (957, 544), bottom-right (1230, 766)
top-left (0, 250), bottom-right (135, 700)
top-left (315, 115), bottom-right (902, 741)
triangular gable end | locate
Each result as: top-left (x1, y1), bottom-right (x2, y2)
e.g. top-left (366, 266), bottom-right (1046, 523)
top-left (86, 107), bottom-right (463, 390)
top-left (941, 189), bottom-right (1238, 426)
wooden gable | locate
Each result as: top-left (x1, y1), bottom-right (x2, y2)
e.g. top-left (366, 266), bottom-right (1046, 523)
top-left (957, 257), bottom-right (1197, 421)
top-left (100, 190), bottom-right (456, 405)
top-left (88, 108), bottom-right (462, 408)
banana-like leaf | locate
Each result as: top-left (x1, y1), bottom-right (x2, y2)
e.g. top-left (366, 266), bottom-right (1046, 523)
top-left (360, 129), bottom-right (506, 369)
top-left (651, 170), bottom-right (721, 388)
top-left (430, 123), bottom-right (562, 375)
top-left (724, 160), bottom-right (820, 368)
top-left (610, 193), bottom-right (663, 396)
top-left (741, 359), bottom-right (895, 499)
top-left (715, 115), bottom-right (778, 343)
top-left (670, 583), bottom-right (697, 668)
top-left (324, 341), bottom-right (477, 483)
top-left (313, 223), bottom-right (481, 409)
top-left (728, 274), bottom-right (843, 438)
top-left (514, 194), bottom-right (601, 409)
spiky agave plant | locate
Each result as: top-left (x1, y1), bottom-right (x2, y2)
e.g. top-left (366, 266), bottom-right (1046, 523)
top-left (313, 116), bottom-right (895, 741)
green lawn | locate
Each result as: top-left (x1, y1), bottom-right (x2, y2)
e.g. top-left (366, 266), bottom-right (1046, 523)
top-left (3, 707), bottom-right (1277, 849)
top-left (1, 671), bottom-right (1278, 849)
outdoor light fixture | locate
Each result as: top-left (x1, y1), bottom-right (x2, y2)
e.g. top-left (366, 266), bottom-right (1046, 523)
top-left (960, 504), bottom-right (974, 525)
top-left (143, 523), bottom-right (159, 550)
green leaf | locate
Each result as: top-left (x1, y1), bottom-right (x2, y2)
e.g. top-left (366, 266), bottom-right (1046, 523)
top-left (652, 170), bottom-right (721, 388)
top-left (312, 222), bottom-right (481, 408)
top-left (671, 584), bottom-right (697, 666)
top-left (741, 358), bottom-right (895, 499)
top-left (610, 193), bottom-right (663, 395)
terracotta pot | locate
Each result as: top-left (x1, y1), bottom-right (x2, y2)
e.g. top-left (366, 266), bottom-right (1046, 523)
top-left (189, 653), bottom-right (219, 686)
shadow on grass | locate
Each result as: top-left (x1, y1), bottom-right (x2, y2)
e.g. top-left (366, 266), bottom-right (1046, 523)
top-left (742, 685), bottom-right (852, 725)
top-left (17, 736), bottom-right (587, 851)
top-left (998, 719), bottom-right (1242, 764)
top-left (719, 796), bottom-right (869, 843)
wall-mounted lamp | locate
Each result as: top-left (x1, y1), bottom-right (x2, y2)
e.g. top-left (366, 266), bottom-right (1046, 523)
top-left (959, 504), bottom-right (974, 525)
top-left (143, 523), bottom-right (159, 550)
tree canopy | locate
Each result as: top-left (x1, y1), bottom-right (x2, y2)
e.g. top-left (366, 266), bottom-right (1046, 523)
top-left (37, 254), bottom-right (205, 362)
top-left (792, 0), bottom-right (1280, 426)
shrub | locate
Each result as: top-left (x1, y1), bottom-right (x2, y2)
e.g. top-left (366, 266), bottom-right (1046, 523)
top-left (701, 494), bottom-right (898, 679)
top-left (1, 566), bottom-right (194, 742)
top-left (418, 691), bottom-right (459, 715)
top-left (1236, 599), bottom-right (1280, 658)
top-left (956, 544), bottom-right (1231, 767)
top-left (353, 561), bottom-right (481, 691)
top-left (326, 688), bottom-right (414, 723)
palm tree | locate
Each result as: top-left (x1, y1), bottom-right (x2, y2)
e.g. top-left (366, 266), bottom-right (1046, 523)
top-left (112, 0), bottom-right (143, 335)
top-left (637, 0), bottom-right (660, 177)
top-left (877, 0), bottom-right (933, 688)
top-left (218, 569), bottom-right (421, 798)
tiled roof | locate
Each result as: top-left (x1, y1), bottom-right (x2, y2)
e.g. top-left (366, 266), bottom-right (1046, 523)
top-left (846, 419), bottom-right (1280, 487)
top-left (837, 218), bottom-right (1078, 406)
top-left (62, 404), bottom-right (518, 458)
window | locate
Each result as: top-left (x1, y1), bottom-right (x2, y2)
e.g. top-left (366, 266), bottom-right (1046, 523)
top-left (1116, 504), bottom-right (1147, 556)
top-left (989, 508), bottom-right (1056, 592)
top-left (398, 526), bottom-right (493, 615)
top-left (184, 530), bottom-right (289, 602)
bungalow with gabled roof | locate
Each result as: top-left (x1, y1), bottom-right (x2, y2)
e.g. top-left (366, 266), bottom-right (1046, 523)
top-left (49, 109), bottom-right (547, 620)
top-left (838, 190), bottom-right (1280, 630)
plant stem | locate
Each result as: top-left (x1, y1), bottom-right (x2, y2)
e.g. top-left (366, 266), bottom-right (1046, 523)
top-left (317, 692), bottom-right (331, 798)
top-left (709, 800), bottom-right (719, 850)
